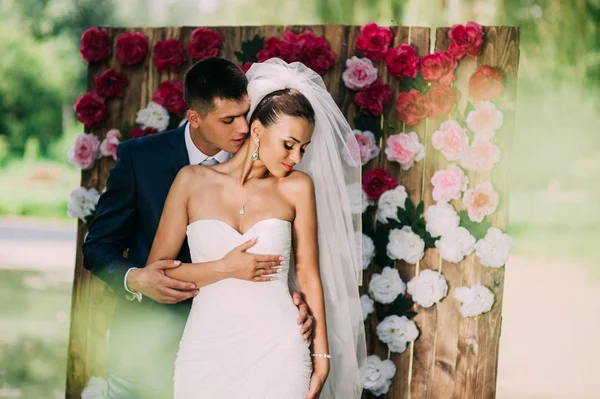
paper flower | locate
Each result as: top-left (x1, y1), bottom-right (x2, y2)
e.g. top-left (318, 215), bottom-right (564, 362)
top-left (407, 269), bottom-right (448, 308)
top-left (376, 315), bottom-right (419, 353)
top-left (474, 227), bottom-right (513, 267)
top-left (454, 285), bottom-right (495, 317)
top-left (369, 266), bottom-right (406, 304)
top-left (387, 226), bottom-right (425, 264)
top-left (435, 227), bottom-right (476, 263)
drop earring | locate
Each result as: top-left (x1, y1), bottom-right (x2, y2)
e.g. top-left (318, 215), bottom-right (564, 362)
top-left (251, 137), bottom-right (260, 161)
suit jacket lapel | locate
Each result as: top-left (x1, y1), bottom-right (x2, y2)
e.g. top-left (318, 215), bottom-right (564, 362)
top-left (169, 124), bottom-right (189, 175)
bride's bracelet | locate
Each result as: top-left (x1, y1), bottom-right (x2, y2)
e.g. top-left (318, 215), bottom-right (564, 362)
top-left (311, 353), bottom-right (331, 359)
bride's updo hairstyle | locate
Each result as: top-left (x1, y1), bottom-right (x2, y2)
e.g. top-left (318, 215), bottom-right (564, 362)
top-left (248, 88), bottom-right (315, 128)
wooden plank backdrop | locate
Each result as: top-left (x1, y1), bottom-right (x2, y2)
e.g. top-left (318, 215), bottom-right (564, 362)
top-left (66, 24), bottom-right (519, 398)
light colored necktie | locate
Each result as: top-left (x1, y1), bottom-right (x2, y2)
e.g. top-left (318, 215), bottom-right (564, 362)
top-left (199, 158), bottom-right (219, 166)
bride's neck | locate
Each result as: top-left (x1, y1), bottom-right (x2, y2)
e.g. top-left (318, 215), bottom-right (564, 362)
top-left (228, 138), bottom-right (268, 185)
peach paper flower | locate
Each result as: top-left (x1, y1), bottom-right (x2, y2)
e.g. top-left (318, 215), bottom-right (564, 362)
top-left (385, 132), bottom-right (424, 170)
top-left (466, 101), bottom-right (503, 139)
top-left (68, 133), bottom-right (100, 170)
top-left (431, 120), bottom-right (469, 161)
top-left (462, 181), bottom-right (499, 222)
top-left (460, 138), bottom-right (501, 172)
top-left (100, 129), bottom-right (121, 160)
top-left (431, 164), bottom-right (469, 203)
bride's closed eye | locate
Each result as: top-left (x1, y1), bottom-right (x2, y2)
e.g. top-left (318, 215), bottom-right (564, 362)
top-left (284, 142), bottom-right (307, 153)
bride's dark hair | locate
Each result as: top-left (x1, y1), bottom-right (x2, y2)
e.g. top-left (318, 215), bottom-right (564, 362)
top-left (249, 88), bottom-right (315, 127)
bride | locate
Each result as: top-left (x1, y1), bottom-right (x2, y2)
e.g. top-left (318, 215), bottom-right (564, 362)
top-left (146, 58), bottom-right (366, 398)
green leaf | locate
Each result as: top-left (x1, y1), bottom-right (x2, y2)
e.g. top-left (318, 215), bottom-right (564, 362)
top-left (416, 200), bottom-right (424, 217)
top-left (396, 208), bottom-right (410, 226)
top-left (414, 72), bottom-right (426, 92)
top-left (362, 213), bottom-right (375, 236)
top-left (121, 121), bottom-right (132, 141)
top-left (235, 34), bottom-right (265, 63)
top-left (353, 111), bottom-right (382, 139)
top-left (459, 210), bottom-right (491, 240)
top-left (463, 101), bottom-right (476, 120)
top-left (399, 76), bottom-right (414, 93)
top-left (404, 311), bottom-right (418, 319)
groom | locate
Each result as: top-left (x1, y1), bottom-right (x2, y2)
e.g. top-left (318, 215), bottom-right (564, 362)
top-left (82, 58), bottom-right (315, 398)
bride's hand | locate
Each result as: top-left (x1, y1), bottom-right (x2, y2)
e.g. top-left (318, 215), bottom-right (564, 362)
top-left (220, 238), bottom-right (283, 281)
top-left (305, 368), bottom-right (328, 399)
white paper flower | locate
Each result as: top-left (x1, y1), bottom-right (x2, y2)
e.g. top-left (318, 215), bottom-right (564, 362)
top-left (435, 227), bottom-right (476, 263)
top-left (431, 119), bottom-right (469, 161)
top-left (361, 294), bottom-right (375, 320)
top-left (474, 227), bottom-right (514, 268)
top-left (466, 101), bottom-right (503, 139)
top-left (425, 202), bottom-right (460, 237)
top-left (81, 376), bottom-right (108, 399)
top-left (347, 183), bottom-right (369, 214)
top-left (362, 234), bottom-right (375, 270)
top-left (376, 185), bottom-right (408, 224)
top-left (67, 187), bottom-right (100, 223)
top-left (454, 285), bottom-right (495, 317)
top-left (460, 138), bottom-right (501, 172)
top-left (376, 315), bottom-right (419, 353)
top-left (359, 355), bottom-right (396, 396)
top-left (369, 266), bottom-right (406, 304)
top-left (135, 101), bottom-right (169, 132)
top-left (407, 269), bottom-right (448, 308)
top-left (387, 226), bottom-right (425, 264)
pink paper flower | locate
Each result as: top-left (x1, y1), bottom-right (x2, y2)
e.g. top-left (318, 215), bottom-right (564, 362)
top-left (431, 164), bottom-right (468, 203)
top-left (345, 130), bottom-right (380, 166)
top-left (466, 101), bottom-right (503, 139)
top-left (385, 132), bottom-right (425, 171)
top-left (100, 129), bottom-right (121, 160)
top-left (342, 57), bottom-right (378, 90)
top-left (68, 133), bottom-right (101, 170)
top-left (462, 181), bottom-right (499, 222)
top-left (460, 138), bottom-right (501, 171)
top-left (431, 120), bottom-right (469, 161)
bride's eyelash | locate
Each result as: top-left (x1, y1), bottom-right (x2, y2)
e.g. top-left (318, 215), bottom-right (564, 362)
top-left (284, 143), bottom-right (306, 153)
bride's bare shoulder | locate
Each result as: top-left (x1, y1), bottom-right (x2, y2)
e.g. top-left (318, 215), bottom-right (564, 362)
top-left (280, 170), bottom-right (314, 198)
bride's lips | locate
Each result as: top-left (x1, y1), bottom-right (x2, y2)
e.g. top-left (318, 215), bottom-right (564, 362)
top-left (282, 163), bottom-right (293, 171)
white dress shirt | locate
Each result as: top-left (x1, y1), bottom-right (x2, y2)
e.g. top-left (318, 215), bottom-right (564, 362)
top-left (124, 123), bottom-right (231, 301)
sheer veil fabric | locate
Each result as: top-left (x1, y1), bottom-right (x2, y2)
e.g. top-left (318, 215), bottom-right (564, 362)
top-left (246, 58), bottom-right (367, 398)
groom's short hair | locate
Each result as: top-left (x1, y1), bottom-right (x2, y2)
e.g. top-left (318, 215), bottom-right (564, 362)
top-left (184, 57), bottom-right (248, 115)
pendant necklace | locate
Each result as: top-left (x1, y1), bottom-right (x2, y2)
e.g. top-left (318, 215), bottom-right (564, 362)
top-left (238, 184), bottom-right (256, 215)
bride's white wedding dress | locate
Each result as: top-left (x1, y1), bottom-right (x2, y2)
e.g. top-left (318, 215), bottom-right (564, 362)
top-left (174, 218), bottom-right (312, 399)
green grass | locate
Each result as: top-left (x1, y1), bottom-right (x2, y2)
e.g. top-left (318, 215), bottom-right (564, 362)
top-left (0, 269), bottom-right (73, 398)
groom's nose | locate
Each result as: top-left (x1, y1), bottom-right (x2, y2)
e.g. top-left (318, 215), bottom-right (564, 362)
top-left (235, 117), bottom-right (249, 134)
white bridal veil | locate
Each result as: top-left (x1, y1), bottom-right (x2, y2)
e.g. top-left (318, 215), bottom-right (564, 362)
top-left (246, 58), bottom-right (367, 398)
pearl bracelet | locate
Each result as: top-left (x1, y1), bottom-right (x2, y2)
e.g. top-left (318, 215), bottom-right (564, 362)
top-left (311, 353), bottom-right (331, 359)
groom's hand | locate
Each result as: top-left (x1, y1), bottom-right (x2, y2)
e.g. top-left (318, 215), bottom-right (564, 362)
top-left (127, 260), bottom-right (198, 304)
top-left (292, 291), bottom-right (314, 343)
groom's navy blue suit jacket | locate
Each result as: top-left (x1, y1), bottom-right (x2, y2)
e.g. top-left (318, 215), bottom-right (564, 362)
top-left (83, 124), bottom-right (192, 390)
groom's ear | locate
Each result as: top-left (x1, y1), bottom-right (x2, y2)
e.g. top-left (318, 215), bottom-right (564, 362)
top-left (187, 109), bottom-right (203, 129)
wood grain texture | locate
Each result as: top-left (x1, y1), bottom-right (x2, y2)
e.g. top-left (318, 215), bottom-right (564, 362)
top-left (66, 25), bottom-right (519, 399)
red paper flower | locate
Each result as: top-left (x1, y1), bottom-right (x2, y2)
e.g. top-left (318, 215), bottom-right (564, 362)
top-left (257, 37), bottom-right (282, 62)
top-left (362, 168), bottom-right (398, 201)
top-left (469, 65), bottom-right (504, 101)
top-left (116, 32), bottom-right (149, 66)
top-left (354, 78), bottom-right (392, 117)
top-left (427, 83), bottom-right (459, 117)
top-left (448, 22), bottom-right (484, 59)
top-left (384, 44), bottom-right (420, 79)
top-left (356, 22), bottom-right (393, 61)
top-left (130, 126), bottom-right (158, 139)
top-left (79, 27), bottom-right (112, 63)
top-left (187, 28), bottom-right (222, 60)
top-left (302, 35), bottom-right (335, 75)
top-left (395, 89), bottom-right (430, 126)
top-left (280, 30), bottom-right (308, 63)
top-left (73, 92), bottom-right (108, 128)
top-left (95, 68), bottom-right (128, 98)
top-left (240, 62), bottom-right (253, 73)
top-left (420, 50), bottom-right (457, 84)
top-left (153, 39), bottom-right (187, 71)
top-left (152, 79), bottom-right (186, 115)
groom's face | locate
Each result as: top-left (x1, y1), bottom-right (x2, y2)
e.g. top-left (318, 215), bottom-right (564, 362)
top-left (190, 95), bottom-right (251, 154)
